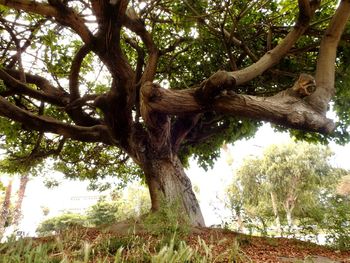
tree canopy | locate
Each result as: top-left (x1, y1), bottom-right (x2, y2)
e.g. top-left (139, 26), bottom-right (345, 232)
top-left (0, 0), bottom-right (350, 226)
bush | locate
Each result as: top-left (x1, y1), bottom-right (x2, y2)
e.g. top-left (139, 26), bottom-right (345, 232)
top-left (36, 213), bottom-right (87, 236)
top-left (86, 200), bottom-right (118, 226)
top-left (322, 195), bottom-right (350, 250)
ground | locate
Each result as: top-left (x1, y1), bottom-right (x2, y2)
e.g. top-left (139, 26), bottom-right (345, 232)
top-left (57, 225), bottom-right (350, 262)
top-left (2, 224), bottom-right (349, 262)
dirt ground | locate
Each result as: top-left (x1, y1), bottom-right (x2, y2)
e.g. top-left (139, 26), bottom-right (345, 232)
top-left (192, 228), bottom-right (350, 262)
top-left (90, 224), bottom-right (350, 262)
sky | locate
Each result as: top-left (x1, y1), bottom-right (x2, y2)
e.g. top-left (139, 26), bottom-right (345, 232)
top-left (1, 123), bottom-right (350, 238)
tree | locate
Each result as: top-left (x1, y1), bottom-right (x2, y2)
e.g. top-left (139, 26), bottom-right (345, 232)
top-left (0, 178), bottom-right (13, 239)
top-left (0, 0), bottom-right (349, 226)
top-left (12, 173), bottom-right (29, 228)
top-left (229, 141), bottom-right (345, 233)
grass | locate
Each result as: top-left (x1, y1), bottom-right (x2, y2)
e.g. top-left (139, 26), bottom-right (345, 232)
top-left (0, 226), bottom-right (250, 263)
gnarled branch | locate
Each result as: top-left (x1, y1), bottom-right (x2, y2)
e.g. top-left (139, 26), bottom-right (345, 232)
top-left (140, 78), bottom-right (334, 135)
top-left (0, 96), bottom-right (112, 144)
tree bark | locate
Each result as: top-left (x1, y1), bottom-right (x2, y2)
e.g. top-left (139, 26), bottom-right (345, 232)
top-left (286, 209), bottom-right (293, 229)
top-left (12, 174), bottom-right (29, 228)
top-left (0, 179), bottom-right (13, 239)
top-left (270, 191), bottom-right (282, 235)
top-left (236, 212), bottom-right (244, 233)
top-left (284, 197), bottom-right (295, 229)
top-left (141, 155), bottom-right (205, 227)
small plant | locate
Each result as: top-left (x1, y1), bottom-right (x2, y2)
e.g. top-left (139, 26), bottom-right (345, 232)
top-left (0, 236), bottom-right (59, 263)
top-left (151, 236), bottom-right (193, 263)
top-left (144, 198), bottom-right (191, 250)
top-left (227, 239), bottom-right (253, 263)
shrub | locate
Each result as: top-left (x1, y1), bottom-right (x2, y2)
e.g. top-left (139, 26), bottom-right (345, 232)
top-left (36, 213), bottom-right (87, 236)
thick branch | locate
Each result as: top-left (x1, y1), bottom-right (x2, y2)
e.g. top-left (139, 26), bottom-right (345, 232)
top-left (140, 83), bottom-right (171, 154)
top-left (0, 96), bottom-right (112, 144)
top-left (309, 0), bottom-right (350, 113)
top-left (3, 68), bottom-right (65, 95)
top-left (140, 82), bottom-right (334, 134)
top-left (124, 8), bottom-right (159, 83)
top-left (0, 68), bottom-right (68, 106)
top-left (194, 0), bottom-right (319, 103)
top-left (69, 44), bottom-right (92, 101)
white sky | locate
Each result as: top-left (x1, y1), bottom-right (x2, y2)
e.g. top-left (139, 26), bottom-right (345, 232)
top-left (1, 123), bottom-right (350, 237)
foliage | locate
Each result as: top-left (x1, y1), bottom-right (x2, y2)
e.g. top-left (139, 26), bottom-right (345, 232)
top-left (0, 0), bottom-right (347, 176)
top-left (224, 141), bottom-right (350, 248)
top-left (239, 141), bottom-right (338, 228)
top-left (36, 213), bottom-right (87, 236)
top-left (321, 194), bottom-right (350, 250)
top-left (37, 181), bottom-right (151, 235)
top-left (110, 182), bottom-right (151, 221)
top-left (86, 199), bottom-right (118, 227)
top-left (53, 141), bottom-right (143, 189)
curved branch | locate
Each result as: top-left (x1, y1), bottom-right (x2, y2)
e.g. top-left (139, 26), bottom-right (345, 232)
top-left (194, 0), bottom-right (320, 103)
top-left (2, 68), bottom-right (101, 127)
top-left (309, 0), bottom-right (350, 113)
top-left (0, 96), bottom-right (112, 144)
top-left (0, 68), bottom-right (68, 106)
top-left (69, 44), bottom-right (92, 101)
top-left (3, 68), bottom-right (65, 95)
top-left (124, 8), bottom-right (159, 83)
top-left (230, 0), bottom-right (319, 85)
top-left (0, 0), bottom-right (93, 43)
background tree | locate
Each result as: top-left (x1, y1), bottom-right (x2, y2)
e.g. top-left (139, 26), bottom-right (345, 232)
top-left (0, 0), bottom-right (349, 226)
top-left (36, 181), bottom-right (150, 235)
top-left (226, 141), bottom-right (348, 235)
top-left (0, 178), bottom-right (12, 239)
top-left (12, 173), bottom-right (29, 229)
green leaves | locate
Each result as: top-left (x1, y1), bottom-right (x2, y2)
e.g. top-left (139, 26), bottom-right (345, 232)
top-left (227, 141), bottom-right (346, 231)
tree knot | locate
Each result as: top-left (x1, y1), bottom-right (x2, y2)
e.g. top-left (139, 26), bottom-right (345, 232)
top-left (141, 81), bottom-right (162, 103)
top-left (194, 70), bottom-right (236, 107)
top-left (292, 73), bottom-right (316, 98)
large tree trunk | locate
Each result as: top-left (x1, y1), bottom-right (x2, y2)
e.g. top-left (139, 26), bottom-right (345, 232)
top-left (141, 155), bottom-right (205, 227)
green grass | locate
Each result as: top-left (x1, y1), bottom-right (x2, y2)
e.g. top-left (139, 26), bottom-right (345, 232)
top-left (0, 227), bottom-right (250, 263)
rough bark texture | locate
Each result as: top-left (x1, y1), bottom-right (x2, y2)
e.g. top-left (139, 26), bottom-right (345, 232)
top-left (142, 156), bottom-right (205, 227)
